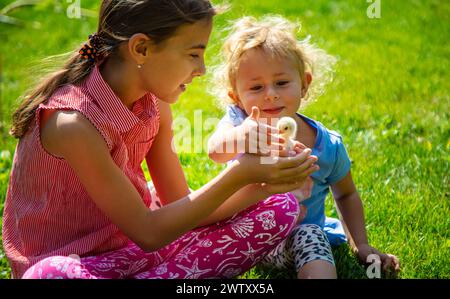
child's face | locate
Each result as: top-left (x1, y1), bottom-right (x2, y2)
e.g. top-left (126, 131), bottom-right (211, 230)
top-left (140, 19), bottom-right (213, 103)
top-left (231, 48), bottom-right (305, 122)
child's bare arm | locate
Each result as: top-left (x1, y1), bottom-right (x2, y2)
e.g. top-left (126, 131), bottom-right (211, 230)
top-left (331, 171), bottom-right (368, 248)
top-left (331, 172), bottom-right (400, 273)
top-left (208, 123), bottom-right (243, 163)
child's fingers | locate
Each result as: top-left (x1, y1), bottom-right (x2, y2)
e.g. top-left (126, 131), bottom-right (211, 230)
top-left (252, 141), bottom-right (285, 156)
top-left (259, 123), bottom-right (279, 136)
top-left (264, 133), bottom-right (284, 145)
top-left (381, 254), bottom-right (399, 273)
top-left (269, 142), bottom-right (285, 150)
top-left (257, 148), bottom-right (272, 156)
top-left (388, 254), bottom-right (401, 272)
top-left (383, 257), bottom-right (393, 272)
top-left (249, 140), bottom-right (271, 155)
top-left (293, 142), bottom-right (307, 153)
top-left (296, 141), bottom-right (307, 149)
top-left (254, 132), bottom-right (283, 147)
top-left (394, 258), bottom-right (401, 272)
top-left (247, 140), bottom-right (259, 154)
top-left (248, 106), bottom-right (260, 121)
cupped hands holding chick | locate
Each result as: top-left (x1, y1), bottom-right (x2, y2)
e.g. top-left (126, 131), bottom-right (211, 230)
top-left (242, 106), bottom-right (317, 206)
top-left (242, 106), bottom-right (311, 158)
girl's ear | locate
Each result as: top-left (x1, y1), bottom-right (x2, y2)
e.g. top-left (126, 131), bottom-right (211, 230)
top-left (128, 33), bottom-right (152, 64)
top-left (301, 72), bottom-right (313, 98)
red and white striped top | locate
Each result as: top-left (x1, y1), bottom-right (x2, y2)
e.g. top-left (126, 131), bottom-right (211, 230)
top-left (2, 65), bottom-right (160, 278)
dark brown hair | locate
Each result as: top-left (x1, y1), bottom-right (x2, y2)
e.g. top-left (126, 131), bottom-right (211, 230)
top-left (10, 0), bottom-right (217, 138)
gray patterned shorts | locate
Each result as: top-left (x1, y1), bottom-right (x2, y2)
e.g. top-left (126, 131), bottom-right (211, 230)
top-left (261, 223), bottom-right (335, 272)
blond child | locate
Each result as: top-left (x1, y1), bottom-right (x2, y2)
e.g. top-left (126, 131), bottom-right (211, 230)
top-left (208, 16), bottom-right (400, 278)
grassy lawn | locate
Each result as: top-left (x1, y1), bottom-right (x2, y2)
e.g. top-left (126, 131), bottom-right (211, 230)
top-left (0, 0), bottom-right (448, 279)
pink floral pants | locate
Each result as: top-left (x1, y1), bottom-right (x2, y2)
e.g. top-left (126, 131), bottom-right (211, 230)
top-left (22, 193), bottom-right (299, 279)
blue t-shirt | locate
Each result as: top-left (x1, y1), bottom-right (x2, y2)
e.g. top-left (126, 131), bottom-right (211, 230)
top-left (217, 105), bottom-right (352, 245)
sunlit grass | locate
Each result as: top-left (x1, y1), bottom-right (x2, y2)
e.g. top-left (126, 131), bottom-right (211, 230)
top-left (0, 0), bottom-right (448, 279)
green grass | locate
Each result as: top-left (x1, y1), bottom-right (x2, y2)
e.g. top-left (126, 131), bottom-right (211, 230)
top-left (0, 0), bottom-right (449, 279)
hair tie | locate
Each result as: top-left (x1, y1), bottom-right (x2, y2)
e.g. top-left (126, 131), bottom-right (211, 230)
top-left (79, 33), bottom-right (103, 62)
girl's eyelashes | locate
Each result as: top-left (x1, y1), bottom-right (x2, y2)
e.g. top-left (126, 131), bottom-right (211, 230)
top-left (189, 52), bottom-right (203, 59)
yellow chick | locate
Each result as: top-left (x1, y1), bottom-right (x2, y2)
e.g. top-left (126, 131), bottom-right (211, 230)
top-left (276, 116), bottom-right (297, 151)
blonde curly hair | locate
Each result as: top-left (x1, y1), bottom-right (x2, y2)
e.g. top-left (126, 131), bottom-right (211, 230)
top-left (210, 15), bottom-right (337, 110)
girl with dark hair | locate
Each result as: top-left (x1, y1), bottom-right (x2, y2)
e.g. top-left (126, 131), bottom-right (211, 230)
top-left (3, 1), bottom-right (316, 279)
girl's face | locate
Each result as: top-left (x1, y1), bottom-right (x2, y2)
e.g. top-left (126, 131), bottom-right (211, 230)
top-left (231, 48), bottom-right (307, 122)
top-left (140, 19), bottom-right (213, 103)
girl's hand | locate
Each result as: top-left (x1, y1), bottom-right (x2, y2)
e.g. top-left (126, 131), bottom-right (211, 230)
top-left (232, 148), bottom-right (319, 195)
top-left (260, 146), bottom-right (318, 196)
top-left (356, 244), bottom-right (401, 277)
top-left (238, 106), bottom-right (286, 156)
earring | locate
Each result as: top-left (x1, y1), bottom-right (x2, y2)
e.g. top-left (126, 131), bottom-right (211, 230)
top-left (137, 64), bottom-right (143, 69)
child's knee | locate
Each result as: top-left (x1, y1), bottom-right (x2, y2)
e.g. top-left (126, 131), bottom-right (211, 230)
top-left (297, 259), bottom-right (337, 279)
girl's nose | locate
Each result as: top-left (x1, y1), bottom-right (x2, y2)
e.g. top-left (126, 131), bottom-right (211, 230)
top-left (193, 61), bottom-right (206, 77)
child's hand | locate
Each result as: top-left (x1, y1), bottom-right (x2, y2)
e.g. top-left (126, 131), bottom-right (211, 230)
top-left (297, 204), bottom-right (308, 224)
top-left (356, 244), bottom-right (401, 277)
top-left (239, 106), bottom-right (286, 156)
top-left (290, 140), bottom-right (308, 155)
top-left (277, 140), bottom-right (308, 157)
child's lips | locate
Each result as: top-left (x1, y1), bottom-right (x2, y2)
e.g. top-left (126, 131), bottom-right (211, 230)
top-left (262, 107), bottom-right (284, 115)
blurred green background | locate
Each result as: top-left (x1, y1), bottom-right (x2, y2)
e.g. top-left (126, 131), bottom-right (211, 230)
top-left (0, 0), bottom-right (448, 279)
